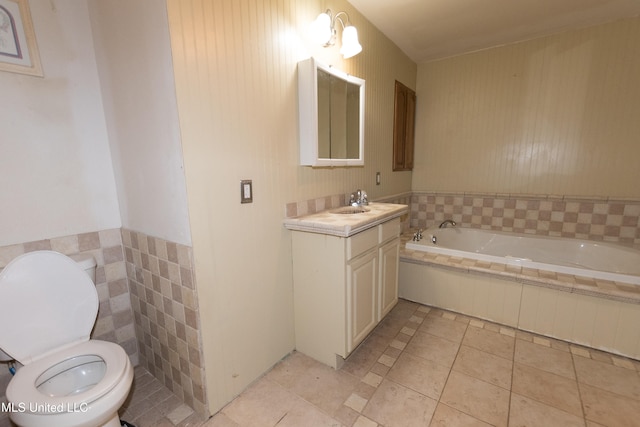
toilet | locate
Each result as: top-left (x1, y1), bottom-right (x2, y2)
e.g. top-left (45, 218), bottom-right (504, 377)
top-left (0, 251), bottom-right (134, 427)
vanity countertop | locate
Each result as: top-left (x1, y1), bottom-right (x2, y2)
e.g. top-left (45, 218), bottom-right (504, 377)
top-left (283, 202), bottom-right (408, 237)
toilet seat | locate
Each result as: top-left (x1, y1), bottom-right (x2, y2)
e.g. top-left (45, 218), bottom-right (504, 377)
top-left (0, 251), bottom-right (98, 364)
top-left (6, 340), bottom-right (129, 414)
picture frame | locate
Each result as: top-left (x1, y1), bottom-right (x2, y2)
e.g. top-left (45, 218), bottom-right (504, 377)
top-left (0, 0), bottom-right (42, 76)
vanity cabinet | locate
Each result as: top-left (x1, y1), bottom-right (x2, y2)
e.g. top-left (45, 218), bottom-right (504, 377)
top-left (291, 217), bottom-right (401, 368)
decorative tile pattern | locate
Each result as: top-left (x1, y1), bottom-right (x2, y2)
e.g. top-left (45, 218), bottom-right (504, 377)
top-left (122, 229), bottom-right (208, 418)
top-left (411, 192), bottom-right (640, 245)
top-left (0, 229), bottom-right (137, 421)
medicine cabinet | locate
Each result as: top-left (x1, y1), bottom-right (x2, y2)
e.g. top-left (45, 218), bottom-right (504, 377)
top-left (392, 80), bottom-right (416, 171)
top-left (298, 57), bottom-right (365, 167)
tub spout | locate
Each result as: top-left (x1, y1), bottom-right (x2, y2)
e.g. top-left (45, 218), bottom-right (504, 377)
top-left (439, 219), bottom-right (456, 228)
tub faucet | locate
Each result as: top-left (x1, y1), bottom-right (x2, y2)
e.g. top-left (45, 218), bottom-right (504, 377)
top-left (412, 229), bottom-right (423, 241)
top-left (439, 219), bottom-right (456, 228)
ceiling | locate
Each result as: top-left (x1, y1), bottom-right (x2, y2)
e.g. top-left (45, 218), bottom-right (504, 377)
top-left (347, 0), bottom-right (640, 63)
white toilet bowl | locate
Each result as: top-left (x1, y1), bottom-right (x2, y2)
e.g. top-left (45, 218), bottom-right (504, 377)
top-left (0, 251), bottom-right (134, 427)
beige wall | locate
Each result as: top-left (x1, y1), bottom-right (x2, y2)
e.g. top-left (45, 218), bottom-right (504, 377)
top-left (88, 0), bottom-right (192, 246)
top-left (413, 17), bottom-right (640, 199)
top-left (166, 0), bottom-right (416, 412)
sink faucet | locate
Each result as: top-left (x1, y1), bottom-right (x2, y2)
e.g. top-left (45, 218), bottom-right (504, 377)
top-left (349, 189), bottom-right (369, 207)
top-left (439, 219), bottom-right (456, 228)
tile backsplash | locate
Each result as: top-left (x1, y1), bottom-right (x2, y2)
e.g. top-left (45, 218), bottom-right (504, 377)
top-left (411, 192), bottom-right (640, 245)
top-left (284, 191), bottom-right (639, 246)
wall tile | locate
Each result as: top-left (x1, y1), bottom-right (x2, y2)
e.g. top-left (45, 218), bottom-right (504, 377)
top-left (411, 192), bottom-right (640, 245)
top-left (122, 228), bottom-right (208, 417)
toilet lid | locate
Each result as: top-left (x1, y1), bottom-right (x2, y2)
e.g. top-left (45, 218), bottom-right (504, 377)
top-left (0, 251), bottom-right (98, 365)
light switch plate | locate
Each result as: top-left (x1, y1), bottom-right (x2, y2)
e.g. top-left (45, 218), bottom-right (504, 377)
top-left (241, 180), bottom-right (253, 203)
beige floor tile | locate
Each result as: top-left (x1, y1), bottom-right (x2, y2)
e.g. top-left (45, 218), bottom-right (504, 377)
top-left (404, 330), bottom-right (460, 367)
top-left (509, 393), bottom-right (585, 427)
top-left (202, 412), bottom-right (241, 426)
top-left (512, 363), bottom-right (583, 417)
top-left (221, 378), bottom-right (300, 426)
top-left (353, 415), bottom-right (378, 427)
top-left (430, 403), bottom-right (492, 426)
top-left (342, 339), bottom-right (384, 378)
top-left (120, 302), bottom-right (640, 427)
top-left (514, 339), bottom-right (576, 379)
top-left (418, 314), bottom-right (468, 343)
top-left (362, 329), bottom-right (396, 353)
top-left (580, 382), bottom-right (640, 427)
top-left (363, 379), bottom-right (437, 427)
top-left (452, 345), bottom-right (512, 389)
top-left (386, 352), bottom-right (450, 400)
top-left (387, 299), bottom-right (420, 319)
top-left (440, 371), bottom-right (510, 427)
top-left (333, 404), bottom-right (360, 426)
top-left (573, 355), bottom-right (640, 400)
top-left (265, 351), bottom-right (360, 417)
top-left (167, 404), bottom-right (195, 425)
top-left (274, 398), bottom-right (343, 427)
top-left (344, 393), bottom-right (368, 413)
top-left (462, 326), bottom-right (514, 360)
top-left (373, 314), bottom-right (408, 338)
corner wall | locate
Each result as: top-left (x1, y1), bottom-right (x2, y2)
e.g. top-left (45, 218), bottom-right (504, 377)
top-left (166, 0), bottom-right (417, 413)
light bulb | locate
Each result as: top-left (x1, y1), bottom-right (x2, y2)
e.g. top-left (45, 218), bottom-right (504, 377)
top-left (340, 25), bottom-right (362, 58)
top-left (311, 12), bottom-right (332, 45)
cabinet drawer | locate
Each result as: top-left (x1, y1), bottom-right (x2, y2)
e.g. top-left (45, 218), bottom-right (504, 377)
top-left (379, 218), bottom-right (400, 243)
top-left (347, 226), bottom-right (378, 260)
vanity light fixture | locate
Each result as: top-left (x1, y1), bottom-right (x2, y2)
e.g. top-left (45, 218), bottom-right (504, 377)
top-left (311, 9), bottom-right (362, 59)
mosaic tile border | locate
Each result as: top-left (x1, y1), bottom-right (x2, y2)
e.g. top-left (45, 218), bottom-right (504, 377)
top-left (411, 192), bottom-right (640, 245)
top-left (122, 229), bottom-right (208, 418)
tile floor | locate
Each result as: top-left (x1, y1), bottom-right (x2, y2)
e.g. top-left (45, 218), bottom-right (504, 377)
top-left (3, 299), bottom-right (640, 426)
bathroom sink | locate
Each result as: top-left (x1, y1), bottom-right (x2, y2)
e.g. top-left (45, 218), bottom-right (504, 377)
top-left (330, 206), bottom-right (371, 214)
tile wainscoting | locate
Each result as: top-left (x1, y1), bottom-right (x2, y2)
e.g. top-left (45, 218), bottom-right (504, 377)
top-left (411, 192), bottom-right (640, 245)
top-left (121, 229), bottom-right (208, 418)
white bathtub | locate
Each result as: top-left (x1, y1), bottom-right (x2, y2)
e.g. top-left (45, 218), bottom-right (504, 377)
top-left (406, 227), bottom-right (640, 285)
top-left (400, 227), bottom-right (640, 359)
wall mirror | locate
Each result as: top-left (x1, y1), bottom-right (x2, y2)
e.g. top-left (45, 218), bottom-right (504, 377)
top-left (298, 57), bottom-right (365, 166)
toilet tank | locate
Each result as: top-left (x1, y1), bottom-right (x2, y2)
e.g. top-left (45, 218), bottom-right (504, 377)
top-left (69, 253), bottom-right (97, 283)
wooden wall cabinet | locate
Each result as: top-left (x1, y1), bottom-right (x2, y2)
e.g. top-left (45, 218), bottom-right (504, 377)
top-left (392, 81), bottom-right (416, 171)
top-left (291, 217), bottom-right (401, 368)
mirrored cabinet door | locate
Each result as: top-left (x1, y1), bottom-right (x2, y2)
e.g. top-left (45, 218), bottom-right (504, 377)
top-left (298, 57), bottom-right (365, 167)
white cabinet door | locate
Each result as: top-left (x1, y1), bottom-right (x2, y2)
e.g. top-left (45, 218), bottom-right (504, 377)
top-left (347, 250), bottom-right (378, 353)
top-left (379, 238), bottom-right (400, 319)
